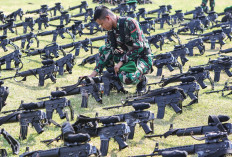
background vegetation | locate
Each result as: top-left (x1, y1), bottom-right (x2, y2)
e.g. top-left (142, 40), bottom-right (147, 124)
top-left (0, 0), bottom-right (232, 156)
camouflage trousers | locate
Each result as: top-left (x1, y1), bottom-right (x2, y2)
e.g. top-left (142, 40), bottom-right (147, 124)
top-left (98, 46), bottom-right (153, 85)
top-left (201, 0), bottom-right (215, 11)
top-left (118, 58), bottom-right (152, 85)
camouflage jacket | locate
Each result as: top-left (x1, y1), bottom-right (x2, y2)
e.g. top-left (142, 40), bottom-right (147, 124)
top-left (94, 16), bottom-right (152, 73)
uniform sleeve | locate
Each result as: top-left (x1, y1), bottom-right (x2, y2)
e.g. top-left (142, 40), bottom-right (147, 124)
top-left (120, 18), bottom-right (146, 63)
top-left (94, 37), bottom-right (114, 73)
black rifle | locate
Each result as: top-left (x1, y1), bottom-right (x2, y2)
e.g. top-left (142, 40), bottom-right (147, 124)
top-left (204, 81), bottom-right (232, 97)
top-left (147, 34), bottom-right (163, 50)
top-left (73, 116), bottom-right (130, 156)
top-left (6, 8), bottom-right (23, 21)
top-left (15, 17), bottom-right (35, 34)
top-left (71, 8), bottom-right (93, 22)
top-left (171, 10), bottom-right (184, 24)
top-left (201, 56), bottom-right (232, 82)
top-left (170, 45), bottom-right (189, 66)
top-left (3, 95), bottom-right (74, 122)
top-left (104, 87), bottom-right (186, 119)
top-left (147, 5), bottom-right (172, 18)
top-left (37, 24), bottom-right (74, 42)
top-left (207, 11), bottom-right (219, 26)
top-left (184, 38), bottom-right (205, 56)
top-left (196, 14), bottom-right (210, 28)
top-left (184, 6), bottom-right (205, 19)
top-left (84, 18), bottom-right (102, 35)
top-left (0, 128), bottom-right (20, 155)
top-left (221, 25), bottom-right (232, 41)
top-left (56, 53), bottom-right (75, 75)
top-left (37, 76), bottom-right (102, 105)
top-left (126, 11), bottom-right (137, 19)
top-left (177, 19), bottom-right (204, 35)
top-left (26, 43), bottom-right (66, 59)
top-left (69, 1), bottom-right (88, 13)
top-left (111, 3), bottom-right (129, 16)
top-left (145, 115), bottom-right (231, 138)
top-left (200, 29), bottom-right (226, 49)
top-left (35, 14), bottom-right (50, 30)
top-left (0, 60), bottom-right (57, 86)
top-left (153, 52), bottom-right (182, 76)
top-left (21, 123), bottom-right (99, 157)
top-left (207, 47), bottom-right (232, 56)
top-left (139, 20), bottom-right (152, 35)
top-left (158, 66), bottom-right (214, 89)
top-left (26, 5), bottom-right (50, 15)
top-left (0, 49), bottom-right (22, 70)
top-left (49, 2), bottom-right (64, 16)
top-left (79, 53), bottom-right (99, 66)
top-left (136, 8), bottom-right (146, 22)
top-left (66, 20), bottom-right (85, 37)
top-left (211, 19), bottom-right (232, 29)
top-left (0, 11), bottom-right (6, 23)
top-left (49, 11), bottom-right (71, 25)
top-left (10, 32), bottom-right (39, 50)
top-left (0, 81), bottom-right (9, 112)
top-left (154, 13), bottom-right (172, 29)
top-left (0, 19), bottom-right (17, 36)
top-left (0, 110), bottom-right (47, 140)
top-left (114, 103), bottom-right (155, 139)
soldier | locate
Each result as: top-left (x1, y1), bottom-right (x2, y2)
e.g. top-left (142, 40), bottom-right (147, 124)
top-left (88, 5), bottom-right (153, 93)
top-left (201, 0), bottom-right (215, 12)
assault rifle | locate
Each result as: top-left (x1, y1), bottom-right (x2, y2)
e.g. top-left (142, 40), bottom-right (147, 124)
top-left (0, 49), bottom-right (22, 70)
top-left (69, 1), bottom-right (88, 13)
top-left (170, 45), bottom-right (190, 66)
top-left (56, 53), bottom-right (75, 75)
top-left (0, 19), bottom-right (17, 36)
top-left (21, 123), bottom-right (99, 157)
top-left (2, 95), bottom-right (74, 122)
top-left (204, 81), bottom-right (232, 96)
top-left (37, 24), bottom-right (74, 42)
top-left (37, 76), bottom-right (102, 105)
top-left (210, 20), bottom-right (232, 29)
top-left (35, 14), bottom-right (50, 30)
top-left (26, 5), bottom-right (50, 15)
top-left (71, 8), bottom-right (93, 22)
top-left (145, 115), bottom-right (231, 138)
top-left (49, 11), bottom-right (71, 25)
top-left (140, 20), bottom-right (152, 35)
top-left (10, 32), bottom-right (39, 49)
top-left (104, 87), bottom-right (186, 119)
top-left (158, 66), bottom-right (214, 89)
top-left (132, 132), bottom-right (232, 157)
top-left (111, 3), bottom-right (129, 16)
top-left (147, 5), bottom-right (172, 18)
top-left (177, 19), bottom-right (204, 35)
top-left (171, 10), bottom-right (184, 24)
top-left (78, 53), bottom-right (99, 66)
top-left (0, 60), bottom-right (57, 86)
top-left (83, 18), bottom-right (102, 35)
top-left (6, 8), bottom-right (23, 21)
top-left (206, 47), bottom-right (232, 56)
top-left (15, 17), bottom-right (35, 34)
top-left (200, 29), bottom-right (226, 49)
top-left (154, 13), bottom-right (172, 29)
top-left (0, 81), bottom-right (9, 112)
top-left (136, 8), bottom-right (146, 22)
top-left (207, 11), bottom-right (219, 26)
top-left (126, 11), bottom-right (136, 19)
top-left (114, 103), bottom-right (154, 139)
top-left (184, 6), bottom-right (205, 19)
top-left (201, 56), bottom-right (232, 82)
top-left (197, 15), bottom-right (210, 28)
top-left (153, 52), bottom-right (182, 76)
top-left (66, 20), bottom-right (85, 37)
top-left (184, 38), bottom-right (205, 56)
top-left (221, 25), bottom-right (232, 41)
top-left (49, 3), bottom-right (64, 16)
top-left (0, 128), bottom-right (20, 155)
top-left (0, 110), bottom-right (47, 140)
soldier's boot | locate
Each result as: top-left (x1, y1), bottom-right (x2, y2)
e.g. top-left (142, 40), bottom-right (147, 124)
top-left (136, 75), bottom-right (147, 94)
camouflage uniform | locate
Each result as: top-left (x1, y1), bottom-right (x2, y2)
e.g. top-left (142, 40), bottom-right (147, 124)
top-left (201, 0), bottom-right (215, 11)
top-left (94, 17), bottom-right (153, 85)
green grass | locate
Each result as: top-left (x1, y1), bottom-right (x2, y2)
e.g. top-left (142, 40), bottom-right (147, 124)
top-left (0, 0), bottom-right (232, 156)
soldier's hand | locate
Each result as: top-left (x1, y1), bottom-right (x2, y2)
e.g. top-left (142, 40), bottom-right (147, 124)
top-left (114, 61), bottom-right (123, 75)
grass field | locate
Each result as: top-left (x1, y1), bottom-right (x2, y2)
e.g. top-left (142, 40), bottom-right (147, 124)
top-left (0, 0), bottom-right (232, 156)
